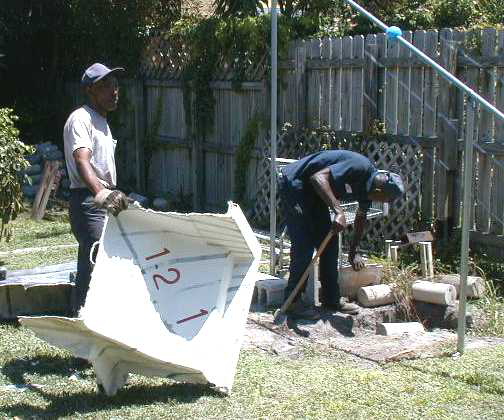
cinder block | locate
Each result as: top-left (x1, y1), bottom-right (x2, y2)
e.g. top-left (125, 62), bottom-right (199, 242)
top-left (376, 322), bottom-right (425, 336)
top-left (254, 274), bottom-right (288, 307)
top-left (432, 274), bottom-right (485, 299)
top-left (7, 283), bottom-right (72, 317)
top-left (338, 264), bottom-right (383, 299)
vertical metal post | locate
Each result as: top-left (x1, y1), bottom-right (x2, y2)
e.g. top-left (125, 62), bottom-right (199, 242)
top-left (270, 1), bottom-right (278, 275)
top-left (457, 99), bottom-right (476, 354)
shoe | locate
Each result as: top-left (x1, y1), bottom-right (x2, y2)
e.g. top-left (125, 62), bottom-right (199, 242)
top-left (322, 298), bottom-right (360, 315)
top-left (286, 300), bottom-right (321, 320)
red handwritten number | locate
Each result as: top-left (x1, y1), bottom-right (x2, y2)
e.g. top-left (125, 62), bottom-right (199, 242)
top-left (145, 248), bottom-right (170, 261)
top-left (176, 309), bottom-right (209, 324)
top-left (152, 268), bottom-right (180, 290)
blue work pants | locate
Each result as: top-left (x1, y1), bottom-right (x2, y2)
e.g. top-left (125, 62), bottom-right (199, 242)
top-left (69, 189), bottom-right (106, 312)
top-left (279, 176), bottom-right (340, 304)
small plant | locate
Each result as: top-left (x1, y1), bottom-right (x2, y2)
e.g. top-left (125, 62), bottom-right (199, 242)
top-left (0, 108), bottom-right (34, 241)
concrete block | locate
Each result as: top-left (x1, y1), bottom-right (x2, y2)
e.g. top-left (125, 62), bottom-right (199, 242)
top-left (412, 280), bottom-right (456, 306)
top-left (338, 264), bottom-right (383, 299)
top-left (2, 283), bottom-right (72, 319)
top-left (357, 284), bottom-right (395, 307)
top-left (254, 273), bottom-right (287, 307)
top-left (0, 286), bottom-right (11, 318)
top-left (432, 274), bottom-right (485, 299)
top-left (376, 322), bottom-right (425, 336)
top-left (413, 301), bottom-right (473, 330)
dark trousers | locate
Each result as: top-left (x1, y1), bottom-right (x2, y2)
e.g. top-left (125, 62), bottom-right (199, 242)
top-left (280, 176), bottom-right (340, 304)
top-left (69, 189), bottom-right (106, 312)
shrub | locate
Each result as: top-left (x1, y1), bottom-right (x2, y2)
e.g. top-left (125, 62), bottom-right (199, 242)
top-left (0, 108), bottom-right (34, 240)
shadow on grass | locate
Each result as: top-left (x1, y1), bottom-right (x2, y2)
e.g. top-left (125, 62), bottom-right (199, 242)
top-left (2, 354), bottom-right (224, 418)
top-left (3, 382), bottom-right (222, 418)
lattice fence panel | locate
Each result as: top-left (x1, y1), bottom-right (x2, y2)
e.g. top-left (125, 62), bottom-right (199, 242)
top-left (140, 31), bottom-right (268, 81)
top-left (252, 129), bottom-right (426, 252)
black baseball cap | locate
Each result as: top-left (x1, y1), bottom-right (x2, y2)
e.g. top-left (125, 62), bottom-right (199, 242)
top-left (81, 63), bottom-right (124, 86)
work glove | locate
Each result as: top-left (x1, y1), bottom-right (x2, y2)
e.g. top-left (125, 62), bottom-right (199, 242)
top-left (331, 211), bottom-right (347, 233)
top-left (94, 189), bottom-right (129, 216)
top-left (349, 251), bottom-right (365, 271)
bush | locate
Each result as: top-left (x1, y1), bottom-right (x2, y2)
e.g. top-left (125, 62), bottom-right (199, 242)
top-left (0, 108), bottom-right (34, 240)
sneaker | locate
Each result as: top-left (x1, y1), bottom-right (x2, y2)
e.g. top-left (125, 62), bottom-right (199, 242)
top-left (322, 298), bottom-right (360, 315)
top-left (286, 300), bottom-right (321, 320)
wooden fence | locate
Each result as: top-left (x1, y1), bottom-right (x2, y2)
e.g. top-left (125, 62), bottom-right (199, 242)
top-left (65, 28), bottom-right (504, 255)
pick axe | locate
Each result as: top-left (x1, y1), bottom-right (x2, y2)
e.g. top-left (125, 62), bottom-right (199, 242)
top-left (273, 227), bottom-right (337, 326)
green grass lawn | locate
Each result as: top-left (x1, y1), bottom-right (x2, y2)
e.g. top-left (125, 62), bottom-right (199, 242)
top-left (0, 211), bottom-right (75, 253)
top-left (0, 323), bottom-right (503, 419)
top-left (0, 211), bottom-right (77, 270)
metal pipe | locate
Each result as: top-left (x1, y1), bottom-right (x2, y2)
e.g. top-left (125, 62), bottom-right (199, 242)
top-left (345, 0), bottom-right (504, 123)
top-left (270, 1), bottom-right (278, 275)
top-left (457, 99), bottom-right (476, 354)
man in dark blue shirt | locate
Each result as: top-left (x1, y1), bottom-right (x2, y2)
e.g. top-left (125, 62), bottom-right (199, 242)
top-left (279, 150), bottom-right (404, 320)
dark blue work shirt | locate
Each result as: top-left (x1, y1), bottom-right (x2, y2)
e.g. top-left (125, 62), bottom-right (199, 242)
top-left (281, 150), bottom-right (377, 211)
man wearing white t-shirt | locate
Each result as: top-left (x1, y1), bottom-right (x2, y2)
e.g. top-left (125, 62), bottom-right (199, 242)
top-left (63, 63), bottom-right (129, 315)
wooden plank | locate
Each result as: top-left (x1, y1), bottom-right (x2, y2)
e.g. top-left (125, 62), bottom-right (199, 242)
top-left (490, 30), bottom-right (504, 234)
top-left (307, 57), bottom-right (365, 69)
top-left (295, 40), bottom-right (308, 127)
top-left (341, 36), bottom-right (353, 131)
top-left (31, 161), bottom-right (60, 221)
top-left (397, 31), bottom-right (412, 135)
top-left (435, 29), bottom-right (457, 230)
top-left (476, 29), bottom-right (497, 233)
top-left (376, 33), bottom-right (387, 126)
top-left (307, 39), bottom-right (321, 128)
top-left (451, 31), bottom-right (467, 228)
top-left (384, 34), bottom-right (400, 134)
top-left (409, 31), bottom-right (425, 137)
top-left (421, 143), bottom-right (435, 228)
top-left (464, 30), bottom-right (482, 229)
top-left (422, 31), bottom-right (438, 138)
top-left (319, 37), bottom-right (332, 126)
top-left (330, 37), bottom-right (343, 130)
top-left (363, 34), bottom-right (378, 131)
top-left (496, 30), bottom-right (504, 142)
top-left (351, 35), bottom-right (364, 132)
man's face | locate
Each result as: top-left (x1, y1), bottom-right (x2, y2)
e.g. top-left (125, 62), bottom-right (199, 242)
top-left (87, 75), bottom-right (119, 114)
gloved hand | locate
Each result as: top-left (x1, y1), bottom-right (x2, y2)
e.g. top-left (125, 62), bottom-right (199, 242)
top-left (94, 189), bottom-right (129, 216)
top-left (331, 211), bottom-right (347, 233)
top-left (349, 252), bottom-right (365, 271)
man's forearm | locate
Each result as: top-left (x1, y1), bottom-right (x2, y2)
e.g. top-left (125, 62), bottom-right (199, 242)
top-left (76, 160), bottom-right (104, 195)
top-left (350, 209), bottom-right (367, 254)
top-left (310, 170), bottom-right (343, 214)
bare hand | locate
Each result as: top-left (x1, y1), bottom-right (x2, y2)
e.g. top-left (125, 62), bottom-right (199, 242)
top-left (349, 253), bottom-right (365, 271)
top-left (331, 212), bottom-right (347, 233)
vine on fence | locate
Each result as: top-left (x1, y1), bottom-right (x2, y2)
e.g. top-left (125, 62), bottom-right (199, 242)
top-left (234, 114), bottom-right (264, 207)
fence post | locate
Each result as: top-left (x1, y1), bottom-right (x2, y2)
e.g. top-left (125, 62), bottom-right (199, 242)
top-left (363, 33), bottom-right (379, 130)
top-left (295, 40), bottom-right (307, 127)
top-left (435, 29), bottom-right (459, 238)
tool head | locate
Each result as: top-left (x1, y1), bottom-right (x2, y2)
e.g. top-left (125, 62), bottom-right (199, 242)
top-left (273, 308), bottom-right (288, 326)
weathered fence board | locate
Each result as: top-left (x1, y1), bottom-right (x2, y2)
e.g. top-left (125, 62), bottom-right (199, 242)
top-left (63, 27), bottom-right (504, 256)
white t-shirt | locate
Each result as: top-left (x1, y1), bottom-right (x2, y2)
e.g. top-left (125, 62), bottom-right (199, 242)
top-left (63, 105), bottom-right (117, 189)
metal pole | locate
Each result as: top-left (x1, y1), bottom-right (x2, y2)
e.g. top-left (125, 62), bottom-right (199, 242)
top-left (270, 1), bottom-right (278, 275)
top-left (345, 0), bottom-right (504, 123)
top-left (457, 99), bottom-right (476, 354)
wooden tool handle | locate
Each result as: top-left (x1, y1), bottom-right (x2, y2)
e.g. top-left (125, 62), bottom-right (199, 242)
top-left (279, 229), bottom-right (336, 313)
